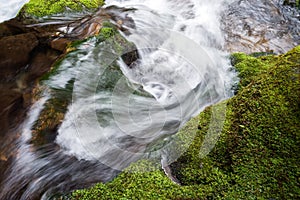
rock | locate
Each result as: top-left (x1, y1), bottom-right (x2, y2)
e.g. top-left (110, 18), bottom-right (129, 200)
top-left (68, 16), bottom-right (104, 39)
top-left (0, 19), bottom-right (28, 37)
top-left (0, 4), bottom-right (137, 137)
top-left (121, 49), bottom-right (139, 67)
top-left (67, 6), bottom-right (136, 39)
top-left (0, 84), bottom-right (23, 135)
top-left (221, 0), bottom-right (300, 54)
top-left (0, 24), bottom-right (62, 135)
top-left (27, 49), bottom-right (61, 80)
top-left (0, 33), bottom-right (38, 79)
top-left (50, 38), bottom-right (70, 52)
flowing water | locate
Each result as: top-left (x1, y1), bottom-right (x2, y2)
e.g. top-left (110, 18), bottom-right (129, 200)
top-left (0, 0), bottom-right (29, 23)
top-left (0, 0), bottom-right (299, 199)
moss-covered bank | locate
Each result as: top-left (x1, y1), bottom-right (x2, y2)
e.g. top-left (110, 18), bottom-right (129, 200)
top-left (72, 46), bottom-right (300, 199)
top-left (22, 0), bottom-right (105, 17)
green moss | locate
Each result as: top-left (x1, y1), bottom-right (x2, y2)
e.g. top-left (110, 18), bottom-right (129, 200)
top-left (70, 45), bottom-right (300, 199)
top-left (230, 52), bottom-right (275, 89)
top-left (211, 46), bottom-right (300, 199)
top-left (72, 160), bottom-right (226, 200)
top-left (100, 27), bottom-right (115, 39)
top-left (22, 0), bottom-right (105, 17)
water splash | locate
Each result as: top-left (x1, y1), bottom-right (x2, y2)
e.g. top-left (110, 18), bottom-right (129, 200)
top-left (0, 0), bottom-right (29, 22)
top-left (55, 0), bottom-right (236, 170)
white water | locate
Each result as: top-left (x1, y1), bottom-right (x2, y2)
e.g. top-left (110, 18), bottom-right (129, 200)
top-left (0, 0), bottom-right (29, 22)
top-left (55, 0), bottom-right (236, 169)
top-left (0, 0), bottom-right (237, 198)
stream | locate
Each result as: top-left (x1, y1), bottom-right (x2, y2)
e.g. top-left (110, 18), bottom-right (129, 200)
top-left (0, 0), bottom-right (299, 199)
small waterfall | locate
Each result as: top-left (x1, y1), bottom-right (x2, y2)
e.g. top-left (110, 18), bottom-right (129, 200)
top-left (55, 0), bottom-right (236, 169)
top-left (0, 0), bottom-right (237, 199)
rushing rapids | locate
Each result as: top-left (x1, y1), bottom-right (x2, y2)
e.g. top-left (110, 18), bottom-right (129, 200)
top-left (0, 0), bottom-right (299, 199)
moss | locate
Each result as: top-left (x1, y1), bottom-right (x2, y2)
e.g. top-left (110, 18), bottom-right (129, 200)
top-left (71, 45), bottom-right (300, 199)
top-left (230, 52), bottom-right (275, 89)
top-left (72, 160), bottom-right (225, 200)
top-left (22, 0), bottom-right (105, 17)
top-left (209, 46), bottom-right (300, 199)
top-left (99, 27), bottom-right (115, 39)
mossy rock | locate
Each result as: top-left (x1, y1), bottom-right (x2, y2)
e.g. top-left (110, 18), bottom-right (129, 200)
top-left (31, 80), bottom-right (73, 147)
top-left (31, 21), bottom-right (138, 147)
top-left (71, 46), bottom-right (300, 199)
top-left (21, 0), bottom-right (105, 17)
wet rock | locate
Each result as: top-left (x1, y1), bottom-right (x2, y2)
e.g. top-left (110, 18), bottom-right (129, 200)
top-left (0, 23), bottom-right (63, 133)
top-left (67, 6), bottom-right (136, 38)
top-left (0, 85), bottom-right (22, 134)
top-left (0, 2), bottom-right (140, 140)
top-left (100, 6), bottom-right (136, 30)
top-left (30, 79), bottom-right (73, 147)
top-left (0, 4), bottom-right (137, 137)
top-left (121, 49), bottom-right (139, 67)
top-left (71, 20), bottom-right (103, 38)
top-left (0, 19), bottom-right (28, 37)
top-left (0, 21), bottom-right (62, 135)
top-left (0, 33), bottom-right (38, 79)
top-left (222, 0), bottom-right (300, 53)
top-left (65, 11), bottom-right (105, 39)
top-left (27, 48), bottom-right (61, 80)
top-left (50, 38), bottom-right (70, 52)
top-left (0, 23), bottom-right (18, 37)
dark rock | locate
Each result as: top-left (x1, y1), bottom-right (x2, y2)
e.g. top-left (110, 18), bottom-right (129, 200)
top-left (0, 33), bottom-right (38, 79)
top-left (121, 49), bottom-right (139, 67)
top-left (0, 84), bottom-right (23, 135)
top-left (0, 19), bottom-right (27, 37)
top-left (0, 23), bottom-right (62, 135)
top-left (27, 48), bottom-right (61, 80)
